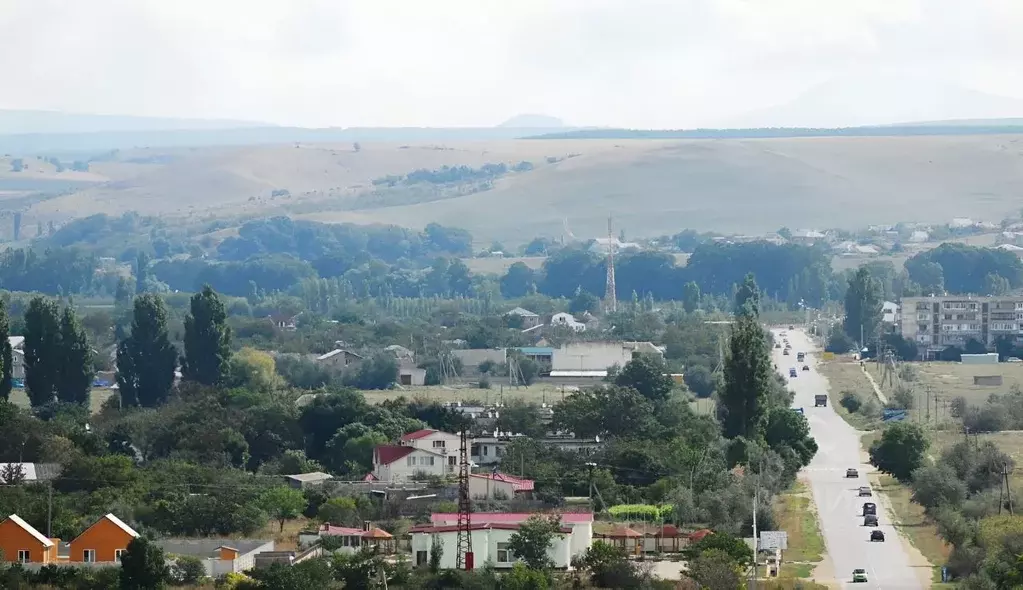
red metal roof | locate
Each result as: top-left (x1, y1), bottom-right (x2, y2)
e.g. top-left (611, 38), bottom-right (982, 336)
top-left (469, 472), bottom-right (535, 492)
top-left (410, 523), bottom-right (572, 535)
top-left (374, 445), bottom-right (416, 466)
top-left (362, 472), bottom-right (378, 482)
top-left (688, 529), bottom-right (714, 542)
top-left (430, 512), bottom-right (593, 525)
top-left (400, 429), bottom-right (439, 442)
top-left (319, 524), bottom-right (393, 539)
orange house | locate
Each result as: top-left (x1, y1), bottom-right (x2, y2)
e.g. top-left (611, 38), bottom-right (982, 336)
top-left (69, 513), bottom-right (140, 563)
top-left (0, 514), bottom-right (57, 564)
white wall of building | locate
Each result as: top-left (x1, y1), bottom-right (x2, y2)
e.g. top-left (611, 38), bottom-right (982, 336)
top-left (379, 449), bottom-right (456, 482)
top-left (552, 342), bottom-right (632, 372)
top-left (468, 477), bottom-right (519, 500)
top-left (410, 528), bottom-right (572, 570)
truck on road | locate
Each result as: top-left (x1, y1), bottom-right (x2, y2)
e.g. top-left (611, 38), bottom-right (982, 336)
top-left (814, 394), bottom-right (827, 407)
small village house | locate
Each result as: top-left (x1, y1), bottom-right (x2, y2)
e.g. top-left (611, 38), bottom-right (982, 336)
top-left (370, 429), bottom-right (460, 482)
top-left (504, 307), bottom-right (541, 329)
top-left (315, 349), bottom-right (364, 373)
top-left (0, 514), bottom-right (58, 564)
top-left (8, 336), bottom-right (24, 380)
top-left (284, 472), bottom-right (333, 490)
top-left (155, 539), bottom-right (275, 577)
top-left (68, 513), bottom-right (139, 563)
top-left (268, 313), bottom-right (300, 331)
top-left (468, 472), bottom-right (534, 500)
top-left (412, 512), bottom-right (593, 570)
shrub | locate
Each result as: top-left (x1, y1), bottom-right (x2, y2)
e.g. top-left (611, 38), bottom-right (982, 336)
top-left (839, 391), bottom-right (862, 413)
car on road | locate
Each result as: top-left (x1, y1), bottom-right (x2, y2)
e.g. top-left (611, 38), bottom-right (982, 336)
top-left (846, 468), bottom-right (859, 478)
top-left (870, 530), bottom-right (885, 542)
top-left (852, 569), bottom-right (868, 583)
top-left (783, 349), bottom-right (790, 355)
top-left (775, 343), bottom-right (781, 348)
top-left (814, 394), bottom-right (828, 407)
top-left (863, 514), bottom-right (878, 527)
top-left (863, 502), bottom-right (876, 516)
top-left (858, 486), bottom-right (872, 497)
top-left (788, 325), bottom-right (794, 330)
top-left (789, 368), bottom-right (798, 377)
top-left (802, 364), bottom-right (810, 371)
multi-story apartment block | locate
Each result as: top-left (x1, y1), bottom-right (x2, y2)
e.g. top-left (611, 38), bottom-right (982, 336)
top-left (899, 295), bottom-right (1023, 358)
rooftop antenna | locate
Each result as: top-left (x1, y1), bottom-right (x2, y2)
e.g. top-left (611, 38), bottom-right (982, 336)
top-left (604, 215), bottom-right (617, 314)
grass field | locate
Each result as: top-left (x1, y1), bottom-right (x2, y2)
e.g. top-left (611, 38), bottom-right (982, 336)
top-left (818, 358), bottom-right (884, 430)
top-left (773, 480), bottom-right (826, 579)
top-left (906, 361), bottom-right (1023, 408)
top-left (13, 135), bottom-right (1023, 245)
top-left (9, 388), bottom-right (115, 414)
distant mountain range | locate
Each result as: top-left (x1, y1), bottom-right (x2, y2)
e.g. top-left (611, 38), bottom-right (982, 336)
top-left (0, 109), bottom-right (272, 135)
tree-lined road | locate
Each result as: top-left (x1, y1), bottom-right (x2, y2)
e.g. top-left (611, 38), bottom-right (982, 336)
top-left (772, 328), bottom-right (924, 589)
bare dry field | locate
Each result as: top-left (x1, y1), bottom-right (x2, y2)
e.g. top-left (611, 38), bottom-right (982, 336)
top-left (8, 135), bottom-right (1023, 244)
top-left (906, 361), bottom-right (1023, 407)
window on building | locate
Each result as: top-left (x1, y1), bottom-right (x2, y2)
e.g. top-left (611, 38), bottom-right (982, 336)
top-left (425, 456), bottom-right (435, 466)
top-left (115, 549), bottom-right (125, 561)
top-left (83, 549), bottom-right (96, 563)
top-left (433, 440), bottom-right (445, 448)
top-left (17, 550), bottom-right (30, 563)
top-left (448, 456), bottom-right (457, 465)
top-left (497, 543), bottom-right (515, 563)
top-left (416, 551), bottom-right (428, 566)
top-left (407, 456), bottom-right (416, 466)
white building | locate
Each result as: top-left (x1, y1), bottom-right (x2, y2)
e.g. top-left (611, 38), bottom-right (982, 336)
top-left (369, 429), bottom-right (460, 482)
top-left (881, 301), bottom-right (899, 326)
top-left (550, 341), bottom-right (662, 372)
top-left (411, 512), bottom-right (593, 570)
top-left (550, 312), bottom-right (586, 332)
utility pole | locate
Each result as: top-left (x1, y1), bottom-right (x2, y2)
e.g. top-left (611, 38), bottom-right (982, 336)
top-left (47, 481), bottom-right (52, 537)
top-left (751, 487), bottom-right (759, 590)
top-left (1005, 464), bottom-right (1014, 516)
top-left (455, 429), bottom-right (473, 570)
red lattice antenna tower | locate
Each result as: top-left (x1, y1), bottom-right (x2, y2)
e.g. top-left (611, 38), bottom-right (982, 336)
top-left (604, 215), bottom-right (617, 313)
top-left (456, 428), bottom-right (474, 569)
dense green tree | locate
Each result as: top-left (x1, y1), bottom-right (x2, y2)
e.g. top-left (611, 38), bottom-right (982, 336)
top-left (56, 306), bottom-right (94, 406)
top-left (0, 299), bottom-right (10, 401)
top-left (719, 276), bottom-right (773, 440)
top-left (499, 262), bottom-right (537, 298)
top-left (259, 486), bottom-right (307, 532)
top-left (869, 422), bottom-right (929, 482)
top-left (135, 250), bottom-right (151, 294)
top-left (906, 243), bottom-right (1023, 294)
top-left (119, 536), bottom-right (169, 590)
top-left (507, 514), bottom-right (562, 570)
top-left (614, 355), bottom-right (674, 402)
top-left (682, 280), bottom-right (701, 313)
top-left (551, 385), bottom-right (655, 439)
top-left (843, 267), bottom-right (883, 346)
top-left (23, 296), bottom-right (62, 407)
top-left (116, 294), bottom-right (178, 408)
top-left (763, 406), bottom-right (818, 469)
top-left (733, 273), bottom-right (760, 316)
top-left (181, 285), bottom-right (231, 386)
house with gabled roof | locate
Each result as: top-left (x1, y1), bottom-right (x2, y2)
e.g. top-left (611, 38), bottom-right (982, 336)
top-left (505, 307), bottom-right (541, 329)
top-left (0, 514), bottom-right (57, 564)
top-left (369, 429), bottom-right (461, 482)
top-left (69, 513), bottom-right (139, 563)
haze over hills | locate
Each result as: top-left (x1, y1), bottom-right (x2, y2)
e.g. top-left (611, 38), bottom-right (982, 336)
top-left (726, 74), bottom-right (1023, 128)
top-left (498, 114), bottom-right (565, 128)
top-left (6, 134), bottom-right (1023, 245)
top-left (0, 109), bottom-right (272, 135)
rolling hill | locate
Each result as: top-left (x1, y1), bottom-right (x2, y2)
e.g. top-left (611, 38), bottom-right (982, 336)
top-left (7, 134), bottom-right (1023, 245)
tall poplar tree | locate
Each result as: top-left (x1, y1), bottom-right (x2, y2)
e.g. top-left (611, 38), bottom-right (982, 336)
top-left (0, 299), bottom-right (11, 401)
top-left (720, 274), bottom-right (773, 440)
top-left (56, 306), bottom-right (94, 406)
top-left (843, 267), bottom-right (883, 347)
top-left (117, 294), bottom-right (178, 407)
top-left (181, 285), bottom-right (232, 386)
top-left (23, 297), bottom-right (62, 407)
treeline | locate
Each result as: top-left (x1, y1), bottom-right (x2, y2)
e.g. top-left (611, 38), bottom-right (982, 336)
top-left (373, 161), bottom-right (531, 187)
top-left (869, 422), bottom-right (1023, 587)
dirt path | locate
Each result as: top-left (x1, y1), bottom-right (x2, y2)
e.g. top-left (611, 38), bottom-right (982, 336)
top-left (860, 363), bottom-right (890, 404)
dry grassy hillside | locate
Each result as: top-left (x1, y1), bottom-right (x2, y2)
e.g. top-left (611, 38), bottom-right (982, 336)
top-left (12, 135), bottom-right (1023, 243)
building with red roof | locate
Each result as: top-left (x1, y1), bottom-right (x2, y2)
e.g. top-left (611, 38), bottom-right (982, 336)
top-left (410, 513), bottom-right (590, 571)
top-left (468, 472), bottom-right (535, 500)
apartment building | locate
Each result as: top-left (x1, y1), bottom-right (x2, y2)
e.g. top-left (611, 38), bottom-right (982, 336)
top-left (899, 295), bottom-right (1023, 357)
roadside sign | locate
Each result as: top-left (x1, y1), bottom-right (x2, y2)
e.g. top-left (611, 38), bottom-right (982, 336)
top-left (822, 352), bottom-right (835, 360)
top-left (759, 531), bottom-right (788, 550)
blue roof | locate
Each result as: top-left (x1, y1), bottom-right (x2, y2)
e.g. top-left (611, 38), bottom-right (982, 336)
top-left (516, 347), bottom-right (554, 355)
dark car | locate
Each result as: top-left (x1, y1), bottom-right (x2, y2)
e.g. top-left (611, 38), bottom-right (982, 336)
top-left (846, 468), bottom-right (859, 478)
top-left (775, 343), bottom-right (782, 348)
top-left (783, 349), bottom-right (790, 355)
top-left (858, 486), bottom-right (872, 497)
top-left (870, 530), bottom-right (885, 542)
top-left (802, 365), bottom-right (810, 371)
top-left (863, 502), bottom-right (876, 516)
top-left (789, 368), bottom-right (798, 378)
top-left (863, 514), bottom-right (878, 527)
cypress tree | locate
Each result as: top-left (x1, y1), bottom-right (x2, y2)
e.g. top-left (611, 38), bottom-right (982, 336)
top-left (0, 299), bottom-right (11, 401)
top-left (56, 305), bottom-right (94, 406)
top-left (719, 275), bottom-right (773, 440)
top-left (116, 294), bottom-right (177, 407)
top-left (181, 285), bottom-right (232, 386)
top-left (23, 297), bottom-right (61, 407)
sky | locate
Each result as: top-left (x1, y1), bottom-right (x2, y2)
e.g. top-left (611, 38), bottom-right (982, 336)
top-left (3, 0), bottom-right (1023, 128)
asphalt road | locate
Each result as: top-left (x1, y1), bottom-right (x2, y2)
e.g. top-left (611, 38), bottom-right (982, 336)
top-left (772, 328), bottom-right (923, 589)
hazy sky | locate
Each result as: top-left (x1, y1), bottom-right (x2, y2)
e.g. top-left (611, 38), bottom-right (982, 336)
top-left (3, 0), bottom-right (1023, 128)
